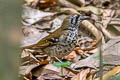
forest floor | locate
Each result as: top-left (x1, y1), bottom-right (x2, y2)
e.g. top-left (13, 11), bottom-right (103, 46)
top-left (19, 0), bottom-right (120, 80)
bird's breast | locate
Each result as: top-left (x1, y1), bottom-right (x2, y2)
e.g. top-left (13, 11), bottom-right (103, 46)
top-left (43, 27), bottom-right (78, 58)
top-left (59, 27), bottom-right (78, 45)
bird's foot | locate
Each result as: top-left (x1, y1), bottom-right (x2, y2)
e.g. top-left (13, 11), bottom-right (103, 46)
top-left (49, 56), bottom-right (62, 64)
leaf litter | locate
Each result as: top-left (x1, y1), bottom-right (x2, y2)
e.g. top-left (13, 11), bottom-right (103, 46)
top-left (19, 0), bottom-right (120, 80)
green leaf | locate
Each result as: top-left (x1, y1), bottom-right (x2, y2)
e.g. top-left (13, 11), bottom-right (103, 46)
top-left (53, 61), bottom-right (72, 67)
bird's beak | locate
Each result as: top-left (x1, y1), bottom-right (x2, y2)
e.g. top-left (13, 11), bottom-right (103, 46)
top-left (80, 16), bottom-right (90, 20)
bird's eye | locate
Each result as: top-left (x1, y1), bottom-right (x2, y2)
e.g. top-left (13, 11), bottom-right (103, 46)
top-left (48, 38), bottom-right (59, 43)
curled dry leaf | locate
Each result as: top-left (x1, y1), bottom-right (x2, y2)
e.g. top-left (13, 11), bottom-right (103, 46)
top-left (77, 6), bottom-right (116, 17)
top-left (48, 15), bottom-right (66, 33)
top-left (94, 66), bottom-right (120, 80)
top-left (102, 9), bottom-right (115, 17)
top-left (113, 25), bottom-right (120, 32)
top-left (22, 26), bottom-right (40, 37)
top-left (31, 0), bottom-right (57, 9)
top-left (22, 5), bottom-right (55, 25)
top-left (43, 64), bottom-right (61, 75)
top-left (33, 14), bottom-right (66, 30)
top-left (87, 69), bottom-right (97, 80)
top-left (21, 31), bottom-right (49, 48)
top-left (57, 0), bottom-right (79, 9)
top-left (75, 0), bottom-right (85, 6)
top-left (60, 8), bottom-right (79, 14)
top-left (19, 63), bottom-right (40, 75)
top-left (109, 18), bottom-right (120, 25)
top-left (21, 49), bottom-right (31, 58)
top-left (77, 6), bottom-right (102, 15)
top-left (65, 51), bottom-right (77, 61)
top-left (71, 68), bottom-right (90, 80)
top-left (68, 0), bottom-right (85, 6)
top-left (38, 74), bottom-right (62, 80)
top-left (36, 64), bottom-right (62, 80)
top-left (95, 22), bottom-right (120, 40)
top-left (79, 20), bottom-right (102, 50)
top-left (101, 39), bottom-right (120, 65)
top-left (21, 49), bottom-right (40, 66)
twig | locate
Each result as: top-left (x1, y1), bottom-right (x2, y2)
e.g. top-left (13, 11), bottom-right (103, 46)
top-left (99, 40), bottom-right (103, 80)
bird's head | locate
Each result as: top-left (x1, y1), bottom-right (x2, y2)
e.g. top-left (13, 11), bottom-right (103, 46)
top-left (69, 14), bottom-right (89, 26)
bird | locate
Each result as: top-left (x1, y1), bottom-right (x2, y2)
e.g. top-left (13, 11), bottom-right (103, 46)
top-left (22, 14), bottom-right (89, 59)
top-left (41, 14), bottom-right (89, 59)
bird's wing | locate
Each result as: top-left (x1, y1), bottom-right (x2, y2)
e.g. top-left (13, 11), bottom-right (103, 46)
top-left (21, 17), bottom-right (70, 49)
top-left (31, 18), bottom-right (70, 48)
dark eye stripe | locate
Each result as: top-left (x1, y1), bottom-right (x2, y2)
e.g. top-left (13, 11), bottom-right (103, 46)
top-left (75, 15), bottom-right (79, 24)
top-left (70, 15), bottom-right (80, 25)
top-left (70, 17), bottom-right (73, 24)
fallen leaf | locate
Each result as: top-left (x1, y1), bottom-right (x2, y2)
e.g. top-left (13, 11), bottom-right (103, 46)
top-left (65, 51), bottom-right (77, 61)
top-left (19, 63), bottom-right (40, 75)
top-left (94, 66), bottom-right (120, 80)
top-left (71, 68), bottom-right (90, 80)
top-left (22, 5), bottom-right (55, 25)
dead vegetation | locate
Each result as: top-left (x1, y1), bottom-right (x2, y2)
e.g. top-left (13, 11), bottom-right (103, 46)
top-left (19, 0), bottom-right (120, 80)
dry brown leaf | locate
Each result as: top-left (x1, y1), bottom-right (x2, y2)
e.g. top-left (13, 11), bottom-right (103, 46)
top-left (31, 0), bottom-right (57, 9)
top-left (114, 26), bottom-right (120, 32)
top-left (65, 51), bottom-right (77, 61)
top-left (57, 0), bottom-right (79, 9)
top-left (87, 69), bottom-right (97, 80)
top-left (69, 0), bottom-right (85, 6)
top-left (36, 64), bottom-right (62, 80)
top-left (22, 26), bottom-right (40, 37)
top-left (21, 49), bottom-right (40, 66)
top-left (21, 31), bottom-right (49, 48)
top-left (76, 0), bottom-right (85, 5)
top-left (19, 63), bottom-right (40, 75)
top-left (32, 64), bottom-right (61, 79)
top-left (39, 59), bottom-right (49, 65)
top-left (43, 64), bottom-right (61, 75)
top-left (21, 49), bottom-right (31, 58)
top-left (77, 6), bottom-right (102, 15)
top-left (60, 8), bottom-right (79, 14)
top-left (94, 66), bottom-right (120, 80)
top-left (74, 47), bottom-right (82, 51)
top-left (22, 5), bottom-right (55, 25)
top-left (39, 74), bottom-right (62, 80)
top-left (71, 68), bottom-right (90, 80)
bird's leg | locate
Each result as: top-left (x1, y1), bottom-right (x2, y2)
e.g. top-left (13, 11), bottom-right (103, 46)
top-left (54, 56), bottom-right (64, 77)
top-left (49, 57), bottom-right (54, 64)
top-left (49, 56), bottom-right (62, 64)
top-left (54, 56), bottom-right (62, 63)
